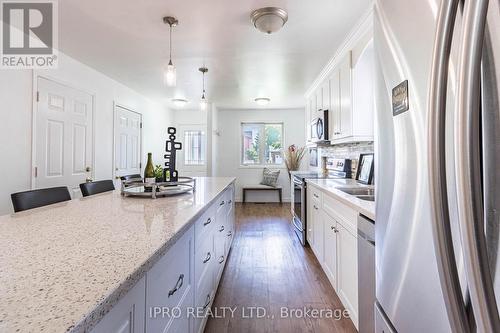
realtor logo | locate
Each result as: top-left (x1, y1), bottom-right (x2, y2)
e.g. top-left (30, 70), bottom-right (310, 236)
top-left (1, 0), bottom-right (58, 68)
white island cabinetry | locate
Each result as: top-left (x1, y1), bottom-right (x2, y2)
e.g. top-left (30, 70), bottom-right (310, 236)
top-left (91, 183), bottom-right (235, 333)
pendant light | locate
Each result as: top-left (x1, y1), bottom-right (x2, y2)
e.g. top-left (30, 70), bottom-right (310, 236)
top-left (199, 67), bottom-right (208, 111)
top-left (163, 16), bottom-right (178, 87)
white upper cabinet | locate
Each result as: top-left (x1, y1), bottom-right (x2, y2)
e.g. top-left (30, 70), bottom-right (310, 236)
top-left (306, 28), bottom-right (374, 146)
top-left (339, 52), bottom-right (353, 139)
top-left (320, 81), bottom-right (330, 111)
top-left (329, 68), bottom-right (341, 140)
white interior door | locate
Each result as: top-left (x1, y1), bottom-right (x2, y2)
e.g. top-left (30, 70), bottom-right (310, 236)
top-left (35, 77), bottom-right (94, 197)
top-left (114, 105), bottom-right (142, 180)
top-left (177, 124), bottom-right (207, 177)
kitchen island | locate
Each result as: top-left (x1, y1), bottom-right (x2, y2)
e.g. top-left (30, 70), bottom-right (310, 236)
top-left (0, 177), bottom-right (235, 333)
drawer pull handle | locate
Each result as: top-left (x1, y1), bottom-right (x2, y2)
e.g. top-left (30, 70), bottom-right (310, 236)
top-left (228, 200), bottom-right (232, 204)
top-left (218, 255), bottom-right (225, 264)
top-left (203, 294), bottom-right (211, 310)
top-left (313, 205), bottom-right (319, 210)
top-left (332, 226), bottom-right (339, 233)
top-left (220, 200), bottom-right (225, 206)
top-left (204, 218), bottom-right (212, 226)
top-left (313, 193), bottom-right (319, 198)
top-left (168, 274), bottom-right (184, 298)
top-left (203, 252), bottom-right (211, 263)
top-left (219, 225), bottom-right (225, 232)
top-left (227, 231), bottom-right (232, 237)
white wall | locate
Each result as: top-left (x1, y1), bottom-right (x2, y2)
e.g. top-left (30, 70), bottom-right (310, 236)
top-left (215, 108), bottom-right (305, 202)
top-left (0, 52), bottom-right (173, 214)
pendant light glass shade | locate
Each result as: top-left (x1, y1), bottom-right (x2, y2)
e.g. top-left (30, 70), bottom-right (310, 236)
top-left (199, 66), bottom-right (208, 111)
top-left (164, 62), bottom-right (176, 87)
top-left (200, 95), bottom-right (208, 111)
top-left (163, 16), bottom-right (178, 87)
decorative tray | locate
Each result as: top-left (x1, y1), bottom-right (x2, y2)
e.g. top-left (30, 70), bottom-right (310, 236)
top-left (120, 177), bottom-right (196, 198)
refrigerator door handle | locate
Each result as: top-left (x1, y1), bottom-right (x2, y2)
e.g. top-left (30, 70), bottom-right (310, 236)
top-left (428, 0), bottom-right (470, 332)
top-left (456, 0), bottom-right (500, 331)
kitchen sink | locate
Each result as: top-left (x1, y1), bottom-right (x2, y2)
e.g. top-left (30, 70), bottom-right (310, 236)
top-left (356, 195), bottom-right (375, 202)
top-left (337, 187), bottom-right (375, 196)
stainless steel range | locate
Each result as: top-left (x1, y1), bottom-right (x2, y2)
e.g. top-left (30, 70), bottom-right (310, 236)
top-left (291, 158), bottom-right (352, 245)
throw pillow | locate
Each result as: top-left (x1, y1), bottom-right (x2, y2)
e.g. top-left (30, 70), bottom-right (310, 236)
top-left (260, 168), bottom-right (280, 187)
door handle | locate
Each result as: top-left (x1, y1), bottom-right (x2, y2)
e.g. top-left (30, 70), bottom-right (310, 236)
top-left (219, 225), bottom-right (225, 232)
top-left (427, 1), bottom-right (469, 332)
top-left (204, 218), bottom-right (212, 226)
top-left (455, 0), bottom-right (500, 331)
top-left (218, 255), bottom-right (224, 264)
top-left (85, 166), bottom-right (92, 172)
top-left (167, 274), bottom-right (184, 297)
top-left (203, 294), bottom-right (211, 310)
top-left (203, 252), bottom-right (211, 263)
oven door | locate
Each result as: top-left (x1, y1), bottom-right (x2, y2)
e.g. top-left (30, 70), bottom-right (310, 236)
top-left (292, 177), bottom-right (306, 245)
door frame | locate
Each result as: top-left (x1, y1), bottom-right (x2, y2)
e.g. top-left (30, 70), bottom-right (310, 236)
top-left (31, 73), bottom-right (96, 189)
top-left (175, 123), bottom-right (209, 177)
top-left (112, 102), bottom-right (143, 180)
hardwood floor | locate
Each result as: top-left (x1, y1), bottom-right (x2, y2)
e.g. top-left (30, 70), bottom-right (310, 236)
top-left (204, 203), bottom-right (357, 333)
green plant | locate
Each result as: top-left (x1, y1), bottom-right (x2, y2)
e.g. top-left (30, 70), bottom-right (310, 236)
top-left (154, 165), bottom-right (164, 179)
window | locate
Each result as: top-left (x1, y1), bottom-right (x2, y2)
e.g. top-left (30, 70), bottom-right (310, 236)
top-left (241, 123), bottom-right (283, 165)
top-left (184, 130), bottom-right (205, 165)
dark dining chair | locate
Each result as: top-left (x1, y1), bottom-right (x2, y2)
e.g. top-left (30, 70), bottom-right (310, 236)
top-left (80, 180), bottom-right (115, 197)
top-left (11, 187), bottom-right (71, 213)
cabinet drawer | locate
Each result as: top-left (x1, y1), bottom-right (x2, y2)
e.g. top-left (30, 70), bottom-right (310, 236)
top-left (162, 285), bottom-right (193, 333)
top-left (195, 232), bottom-right (214, 291)
top-left (194, 263), bottom-right (215, 333)
top-left (309, 186), bottom-right (323, 202)
top-left (225, 225), bottom-right (234, 255)
top-left (195, 205), bottom-right (215, 250)
top-left (146, 228), bottom-right (193, 332)
top-left (323, 192), bottom-right (357, 231)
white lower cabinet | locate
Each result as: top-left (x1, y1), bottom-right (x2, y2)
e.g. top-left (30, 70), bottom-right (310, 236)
top-left (307, 183), bottom-right (359, 329)
top-left (90, 276), bottom-right (146, 333)
top-left (323, 217), bottom-right (338, 290)
top-left (91, 184), bottom-right (235, 333)
top-left (146, 228), bottom-right (194, 333)
top-left (311, 202), bottom-right (324, 262)
top-left (337, 222), bottom-right (358, 327)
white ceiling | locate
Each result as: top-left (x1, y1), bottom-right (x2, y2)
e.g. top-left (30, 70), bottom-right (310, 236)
top-left (59, 0), bottom-right (371, 110)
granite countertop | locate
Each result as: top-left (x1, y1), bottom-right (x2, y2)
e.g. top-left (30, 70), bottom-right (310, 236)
top-left (0, 177), bottom-right (235, 333)
top-left (305, 178), bottom-right (375, 220)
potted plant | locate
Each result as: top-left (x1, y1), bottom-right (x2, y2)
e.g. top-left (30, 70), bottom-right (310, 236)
top-left (154, 165), bottom-right (164, 183)
top-left (284, 144), bottom-right (305, 178)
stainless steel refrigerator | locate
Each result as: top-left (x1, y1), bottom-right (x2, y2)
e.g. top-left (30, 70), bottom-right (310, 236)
top-left (374, 0), bottom-right (500, 332)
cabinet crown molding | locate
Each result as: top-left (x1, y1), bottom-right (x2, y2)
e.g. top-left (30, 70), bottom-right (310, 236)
top-left (305, 6), bottom-right (373, 99)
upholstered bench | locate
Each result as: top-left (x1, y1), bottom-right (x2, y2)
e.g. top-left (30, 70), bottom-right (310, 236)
top-left (242, 185), bottom-right (283, 203)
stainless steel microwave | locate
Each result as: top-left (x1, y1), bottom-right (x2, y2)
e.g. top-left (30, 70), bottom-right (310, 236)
top-left (310, 109), bottom-right (329, 143)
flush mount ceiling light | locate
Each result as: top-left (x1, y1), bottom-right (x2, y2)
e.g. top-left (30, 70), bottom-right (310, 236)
top-left (199, 66), bottom-right (208, 111)
top-left (255, 97), bottom-right (271, 106)
top-left (250, 7), bottom-right (288, 34)
top-left (172, 98), bottom-right (188, 107)
top-left (163, 16), bottom-right (178, 87)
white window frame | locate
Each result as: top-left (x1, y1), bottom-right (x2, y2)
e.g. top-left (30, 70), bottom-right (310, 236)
top-left (183, 129), bottom-right (206, 166)
top-left (240, 122), bottom-right (284, 167)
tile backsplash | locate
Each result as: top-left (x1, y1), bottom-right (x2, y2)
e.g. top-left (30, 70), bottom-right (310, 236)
top-left (312, 141), bottom-right (374, 178)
